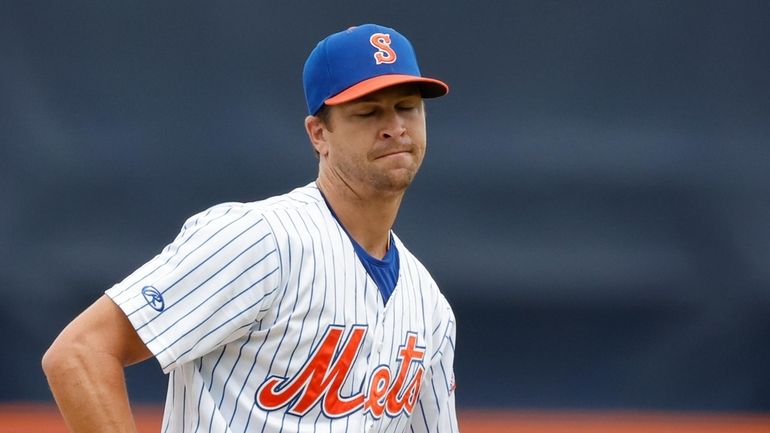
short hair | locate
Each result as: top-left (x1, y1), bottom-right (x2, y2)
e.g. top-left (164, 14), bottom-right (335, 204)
top-left (315, 104), bottom-right (333, 131)
top-left (309, 104), bottom-right (333, 158)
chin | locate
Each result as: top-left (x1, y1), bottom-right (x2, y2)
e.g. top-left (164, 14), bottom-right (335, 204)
top-left (371, 170), bottom-right (417, 192)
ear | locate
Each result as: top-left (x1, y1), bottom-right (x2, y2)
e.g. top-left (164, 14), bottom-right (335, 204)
top-left (304, 115), bottom-right (329, 157)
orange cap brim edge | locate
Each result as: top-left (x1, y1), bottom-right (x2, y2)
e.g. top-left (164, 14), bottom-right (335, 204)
top-left (324, 74), bottom-right (449, 106)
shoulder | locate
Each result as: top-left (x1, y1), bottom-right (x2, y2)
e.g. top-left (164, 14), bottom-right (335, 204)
top-left (181, 183), bottom-right (323, 234)
top-left (247, 183), bottom-right (324, 213)
top-left (242, 183), bottom-right (330, 245)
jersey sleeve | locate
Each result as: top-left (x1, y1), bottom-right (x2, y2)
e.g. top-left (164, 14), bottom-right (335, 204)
top-left (105, 203), bottom-right (283, 374)
top-left (411, 293), bottom-right (459, 433)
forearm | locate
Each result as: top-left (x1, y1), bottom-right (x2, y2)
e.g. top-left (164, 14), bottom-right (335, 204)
top-left (42, 295), bottom-right (154, 432)
top-left (43, 342), bottom-right (138, 433)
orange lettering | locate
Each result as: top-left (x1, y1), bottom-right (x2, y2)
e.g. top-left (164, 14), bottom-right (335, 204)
top-left (364, 366), bottom-right (391, 417)
top-left (370, 33), bottom-right (397, 65)
top-left (256, 325), bottom-right (366, 417)
top-left (385, 333), bottom-right (425, 416)
top-left (255, 327), bottom-right (426, 419)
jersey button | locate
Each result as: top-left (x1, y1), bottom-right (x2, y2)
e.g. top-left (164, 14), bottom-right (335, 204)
top-left (374, 340), bottom-right (383, 353)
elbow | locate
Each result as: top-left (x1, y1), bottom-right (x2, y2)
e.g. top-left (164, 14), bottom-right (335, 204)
top-left (42, 339), bottom-right (67, 379)
top-left (42, 335), bottom-right (86, 381)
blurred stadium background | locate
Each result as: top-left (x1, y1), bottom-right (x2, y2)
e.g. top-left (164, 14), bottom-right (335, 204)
top-left (2, 1), bottom-right (769, 431)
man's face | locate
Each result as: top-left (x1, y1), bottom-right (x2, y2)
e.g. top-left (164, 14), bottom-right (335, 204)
top-left (318, 84), bottom-right (427, 195)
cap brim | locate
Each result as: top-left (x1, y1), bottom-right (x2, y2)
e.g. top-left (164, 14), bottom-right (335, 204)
top-left (324, 74), bottom-right (449, 106)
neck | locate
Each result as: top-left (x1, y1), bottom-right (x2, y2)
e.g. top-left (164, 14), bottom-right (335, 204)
top-left (316, 174), bottom-right (404, 260)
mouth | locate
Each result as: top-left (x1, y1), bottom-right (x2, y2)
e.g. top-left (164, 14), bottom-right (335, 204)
top-left (375, 149), bottom-right (412, 160)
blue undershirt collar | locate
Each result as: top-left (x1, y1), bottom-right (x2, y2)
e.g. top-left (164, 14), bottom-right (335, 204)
top-left (319, 189), bottom-right (400, 304)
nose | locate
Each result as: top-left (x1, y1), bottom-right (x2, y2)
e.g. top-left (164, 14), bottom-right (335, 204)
top-left (380, 111), bottom-right (407, 140)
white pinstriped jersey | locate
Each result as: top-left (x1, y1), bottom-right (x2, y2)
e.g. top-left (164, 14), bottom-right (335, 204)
top-left (105, 183), bottom-right (458, 433)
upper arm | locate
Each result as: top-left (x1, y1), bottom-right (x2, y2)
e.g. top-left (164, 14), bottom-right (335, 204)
top-left (41, 295), bottom-right (152, 433)
top-left (45, 294), bottom-right (152, 368)
top-left (103, 204), bottom-right (283, 372)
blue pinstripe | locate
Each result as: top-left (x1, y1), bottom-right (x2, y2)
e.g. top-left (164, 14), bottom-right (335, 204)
top-left (296, 205), bottom-right (336, 433)
top-left (430, 321), bottom-right (452, 362)
top-left (207, 347), bottom-right (227, 392)
top-left (216, 332), bottom-right (254, 410)
top-left (256, 211), bottom-right (301, 433)
top-left (127, 215), bottom-right (262, 317)
top-left (276, 208), bottom-right (317, 433)
top-left (154, 267), bottom-right (278, 361)
top-left (160, 277), bottom-right (280, 371)
top-left (415, 258), bottom-right (432, 433)
top-left (142, 246), bottom-right (275, 342)
top-left (192, 359), bottom-right (206, 433)
top-left (227, 327), bottom-right (273, 428)
top-left (112, 206), bottom-right (233, 301)
top-left (239, 329), bottom-right (275, 433)
top-left (181, 385), bottom-right (187, 433)
top-left (164, 372), bottom-right (176, 433)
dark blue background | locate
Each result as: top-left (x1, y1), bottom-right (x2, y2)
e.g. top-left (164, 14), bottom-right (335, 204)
top-left (3, 1), bottom-right (769, 411)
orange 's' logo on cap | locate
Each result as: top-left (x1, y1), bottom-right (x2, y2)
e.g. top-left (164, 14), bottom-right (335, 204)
top-left (370, 33), bottom-right (397, 65)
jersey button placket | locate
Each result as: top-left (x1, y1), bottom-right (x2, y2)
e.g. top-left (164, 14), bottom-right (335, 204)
top-left (372, 308), bottom-right (386, 354)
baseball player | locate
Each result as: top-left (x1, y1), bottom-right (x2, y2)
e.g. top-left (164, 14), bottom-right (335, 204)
top-left (43, 23), bottom-right (457, 433)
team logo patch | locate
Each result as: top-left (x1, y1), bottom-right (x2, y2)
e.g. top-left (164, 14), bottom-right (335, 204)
top-left (255, 325), bottom-right (425, 418)
top-left (370, 33), bottom-right (397, 65)
top-left (141, 285), bottom-right (165, 312)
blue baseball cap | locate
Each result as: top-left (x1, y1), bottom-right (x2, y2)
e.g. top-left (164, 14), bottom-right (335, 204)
top-left (303, 24), bottom-right (449, 115)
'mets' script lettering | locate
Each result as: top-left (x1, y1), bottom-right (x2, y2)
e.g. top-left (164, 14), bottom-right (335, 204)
top-left (256, 325), bottom-right (425, 418)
